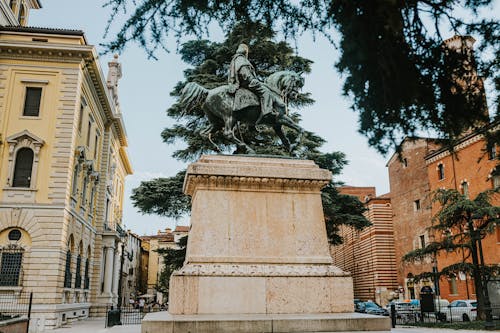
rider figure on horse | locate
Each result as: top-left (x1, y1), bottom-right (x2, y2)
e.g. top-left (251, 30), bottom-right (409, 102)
top-left (228, 43), bottom-right (286, 125)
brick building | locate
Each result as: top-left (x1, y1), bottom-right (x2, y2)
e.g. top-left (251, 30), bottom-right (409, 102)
top-left (331, 186), bottom-right (398, 305)
top-left (387, 138), bottom-right (441, 299)
top-left (425, 124), bottom-right (499, 301)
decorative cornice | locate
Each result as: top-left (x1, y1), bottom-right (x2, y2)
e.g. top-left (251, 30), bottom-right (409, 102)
top-left (425, 133), bottom-right (484, 165)
top-left (184, 155), bottom-right (332, 195)
top-left (185, 174), bottom-right (329, 195)
top-left (0, 37), bottom-right (129, 149)
top-left (173, 263), bottom-right (349, 277)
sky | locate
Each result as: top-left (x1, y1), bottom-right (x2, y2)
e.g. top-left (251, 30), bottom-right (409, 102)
top-left (30, 1), bottom-right (394, 236)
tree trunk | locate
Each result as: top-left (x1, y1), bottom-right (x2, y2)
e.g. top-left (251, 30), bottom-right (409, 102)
top-left (468, 217), bottom-right (485, 320)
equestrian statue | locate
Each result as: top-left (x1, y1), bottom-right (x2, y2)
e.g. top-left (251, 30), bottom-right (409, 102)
top-left (179, 43), bottom-right (305, 154)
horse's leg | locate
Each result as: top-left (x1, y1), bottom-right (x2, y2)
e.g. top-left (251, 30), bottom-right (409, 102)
top-left (273, 124), bottom-right (291, 150)
top-left (276, 114), bottom-right (304, 152)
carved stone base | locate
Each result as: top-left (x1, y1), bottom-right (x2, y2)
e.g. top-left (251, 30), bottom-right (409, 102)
top-left (169, 155), bottom-right (355, 316)
top-left (169, 270), bottom-right (353, 315)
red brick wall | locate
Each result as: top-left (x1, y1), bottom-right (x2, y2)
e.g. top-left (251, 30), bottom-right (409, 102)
top-left (426, 134), bottom-right (499, 300)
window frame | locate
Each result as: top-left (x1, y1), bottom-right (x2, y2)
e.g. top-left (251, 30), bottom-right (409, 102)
top-left (12, 147), bottom-right (34, 188)
top-left (21, 87), bottom-right (43, 117)
top-left (0, 246), bottom-right (24, 287)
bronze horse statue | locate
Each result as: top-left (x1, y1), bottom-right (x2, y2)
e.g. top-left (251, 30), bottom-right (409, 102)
top-left (179, 71), bottom-right (305, 154)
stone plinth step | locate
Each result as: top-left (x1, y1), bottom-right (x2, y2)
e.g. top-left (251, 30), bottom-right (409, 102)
top-left (141, 311), bottom-right (391, 333)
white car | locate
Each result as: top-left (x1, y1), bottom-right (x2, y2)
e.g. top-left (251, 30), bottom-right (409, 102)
top-left (446, 300), bottom-right (477, 322)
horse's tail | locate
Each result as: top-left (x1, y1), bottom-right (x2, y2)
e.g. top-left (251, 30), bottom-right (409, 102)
top-left (179, 82), bottom-right (209, 114)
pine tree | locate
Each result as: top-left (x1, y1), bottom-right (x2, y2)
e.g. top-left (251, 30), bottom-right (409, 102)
top-left (131, 23), bottom-right (371, 286)
top-left (103, 0), bottom-right (499, 154)
top-left (403, 188), bottom-right (500, 321)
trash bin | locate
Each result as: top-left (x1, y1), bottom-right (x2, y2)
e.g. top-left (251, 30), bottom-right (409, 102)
top-left (107, 309), bottom-right (121, 327)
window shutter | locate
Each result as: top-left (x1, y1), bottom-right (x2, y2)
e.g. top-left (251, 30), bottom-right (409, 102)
top-left (23, 87), bottom-right (42, 117)
top-left (13, 148), bottom-right (34, 187)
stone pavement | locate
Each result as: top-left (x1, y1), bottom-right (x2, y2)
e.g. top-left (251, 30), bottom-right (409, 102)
top-left (48, 318), bottom-right (487, 333)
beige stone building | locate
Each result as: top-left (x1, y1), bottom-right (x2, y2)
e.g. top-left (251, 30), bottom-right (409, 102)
top-left (121, 231), bottom-right (142, 306)
top-left (331, 186), bottom-right (398, 305)
top-left (0, 4), bottom-right (132, 329)
top-left (140, 226), bottom-right (189, 301)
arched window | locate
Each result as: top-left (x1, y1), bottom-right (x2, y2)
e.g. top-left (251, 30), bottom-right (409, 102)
top-left (12, 148), bottom-right (33, 188)
top-left (461, 181), bottom-right (469, 198)
top-left (75, 244), bottom-right (82, 289)
top-left (437, 163), bottom-right (445, 180)
top-left (9, 0), bottom-right (16, 12)
top-left (84, 246), bottom-right (91, 289)
top-left (64, 236), bottom-right (74, 288)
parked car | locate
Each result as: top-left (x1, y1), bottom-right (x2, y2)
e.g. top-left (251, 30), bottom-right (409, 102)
top-left (446, 300), bottom-right (477, 322)
top-left (354, 299), bottom-right (365, 313)
top-left (363, 301), bottom-right (389, 316)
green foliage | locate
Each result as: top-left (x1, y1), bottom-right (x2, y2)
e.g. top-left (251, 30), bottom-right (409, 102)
top-left (104, 0), bottom-right (499, 154)
top-left (155, 236), bottom-right (188, 294)
top-left (131, 171), bottom-right (190, 218)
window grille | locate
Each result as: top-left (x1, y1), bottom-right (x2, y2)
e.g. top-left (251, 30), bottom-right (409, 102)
top-left (12, 148), bottom-right (34, 187)
top-left (75, 255), bottom-right (82, 289)
top-left (0, 248), bottom-right (23, 286)
top-left (64, 250), bottom-right (72, 288)
top-left (84, 258), bottom-right (90, 289)
top-left (22, 87), bottom-right (42, 117)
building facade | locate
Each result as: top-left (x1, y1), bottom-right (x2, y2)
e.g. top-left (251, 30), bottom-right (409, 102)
top-left (387, 138), bottom-right (441, 299)
top-left (140, 226), bottom-right (189, 302)
top-left (425, 125), bottom-right (499, 301)
top-left (331, 186), bottom-right (398, 305)
top-left (0, 7), bottom-right (132, 329)
top-left (120, 231), bottom-right (142, 306)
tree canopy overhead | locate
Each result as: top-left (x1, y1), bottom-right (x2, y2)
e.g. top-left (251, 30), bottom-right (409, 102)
top-left (104, 0), bottom-right (499, 154)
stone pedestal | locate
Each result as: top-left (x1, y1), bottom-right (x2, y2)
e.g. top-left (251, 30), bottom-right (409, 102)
top-left (142, 155), bottom-right (390, 332)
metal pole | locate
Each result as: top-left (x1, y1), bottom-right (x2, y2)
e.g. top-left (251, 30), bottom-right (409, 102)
top-left (26, 292), bottom-right (33, 333)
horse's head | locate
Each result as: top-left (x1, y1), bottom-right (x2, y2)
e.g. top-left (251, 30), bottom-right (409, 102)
top-left (266, 71), bottom-right (304, 100)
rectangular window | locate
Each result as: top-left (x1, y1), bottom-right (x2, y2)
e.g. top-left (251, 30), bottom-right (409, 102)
top-left (449, 276), bottom-right (458, 294)
top-left (420, 235), bottom-right (425, 248)
top-left (86, 120), bottom-right (92, 147)
top-left (0, 251), bottom-right (23, 286)
top-left (94, 132), bottom-right (100, 159)
top-left (22, 87), bottom-right (42, 116)
top-left (493, 175), bottom-right (500, 189)
top-left (414, 199), bottom-right (421, 211)
top-left (438, 164), bottom-right (445, 180)
top-left (488, 144), bottom-right (497, 160)
top-left (78, 99), bottom-right (86, 132)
